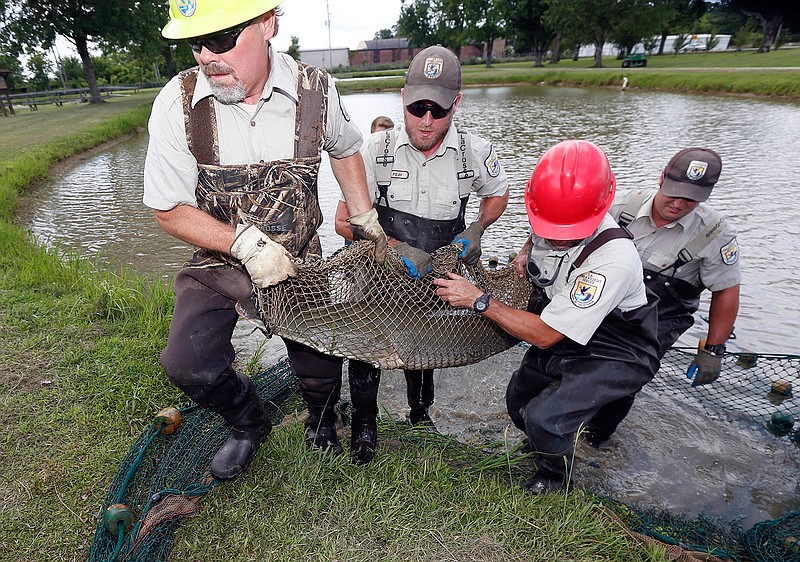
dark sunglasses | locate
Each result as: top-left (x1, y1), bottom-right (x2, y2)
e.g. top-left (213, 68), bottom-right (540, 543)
top-left (526, 253), bottom-right (567, 288)
top-left (187, 20), bottom-right (251, 54)
top-left (406, 100), bottom-right (454, 119)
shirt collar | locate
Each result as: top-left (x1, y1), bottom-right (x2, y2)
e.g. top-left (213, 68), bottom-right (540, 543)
top-left (190, 44), bottom-right (298, 109)
top-left (395, 122), bottom-right (459, 158)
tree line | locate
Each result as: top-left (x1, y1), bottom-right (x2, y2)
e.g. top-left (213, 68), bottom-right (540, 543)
top-left (0, 0), bottom-right (797, 104)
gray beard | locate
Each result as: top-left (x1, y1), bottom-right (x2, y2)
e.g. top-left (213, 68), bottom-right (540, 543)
top-left (209, 81), bottom-right (247, 104)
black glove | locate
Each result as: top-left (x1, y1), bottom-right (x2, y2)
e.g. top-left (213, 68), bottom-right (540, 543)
top-left (686, 350), bottom-right (722, 387)
top-left (394, 242), bottom-right (431, 280)
top-left (451, 221), bottom-right (485, 265)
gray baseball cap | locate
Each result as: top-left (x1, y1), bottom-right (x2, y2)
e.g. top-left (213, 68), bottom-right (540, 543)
top-left (661, 147), bottom-right (722, 202)
top-left (404, 45), bottom-right (462, 109)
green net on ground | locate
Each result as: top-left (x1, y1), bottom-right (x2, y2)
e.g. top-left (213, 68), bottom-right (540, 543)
top-left (88, 349), bottom-right (799, 561)
top-left (87, 360), bottom-right (300, 562)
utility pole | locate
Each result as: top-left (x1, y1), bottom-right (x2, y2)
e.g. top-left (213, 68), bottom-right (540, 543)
top-left (325, 0), bottom-right (333, 69)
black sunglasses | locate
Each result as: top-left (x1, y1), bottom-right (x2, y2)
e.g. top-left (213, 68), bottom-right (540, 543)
top-left (526, 253), bottom-right (567, 288)
top-left (187, 20), bottom-right (251, 54)
top-left (406, 100), bottom-right (454, 119)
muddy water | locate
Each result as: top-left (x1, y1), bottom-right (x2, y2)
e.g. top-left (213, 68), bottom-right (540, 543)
top-left (24, 85), bottom-right (800, 530)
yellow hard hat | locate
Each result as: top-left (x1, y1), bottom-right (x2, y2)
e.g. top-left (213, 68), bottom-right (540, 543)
top-left (162, 0), bottom-right (284, 40)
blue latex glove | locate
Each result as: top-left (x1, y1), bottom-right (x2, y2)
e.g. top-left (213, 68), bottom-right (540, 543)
top-left (451, 221), bottom-right (485, 265)
top-left (686, 350), bottom-right (723, 387)
top-left (394, 242), bottom-right (431, 280)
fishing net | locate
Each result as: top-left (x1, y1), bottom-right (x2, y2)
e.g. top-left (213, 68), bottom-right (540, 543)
top-left (87, 360), bottom-right (301, 562)
top-left (654, 348), bottom-right (799, 442)
top-left (253, 240), bottom-right (533, 370)
top-left (88, 350), bottom-right (800, 562)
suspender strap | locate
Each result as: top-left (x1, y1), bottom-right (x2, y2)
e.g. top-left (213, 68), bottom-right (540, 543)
top-left (374, 129), bottom-right (396, 205)
top-left (617, 188), bottom-right (651, 227)
top-left (568, 227), bottom-right (633, 276)
top-left (180, 69), bottom-right (217, 165)
top-left (454, 129), bottom-right (474, 197)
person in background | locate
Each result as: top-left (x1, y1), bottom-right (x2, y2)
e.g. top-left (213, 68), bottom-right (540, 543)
top-left (586, 147), bottom-right (740, 448)
top-left (370, 115), bottom-right (395, 133)
top-left (334, 45), bottom-right (509, 465)
top-left (143, 0), bottom-right (387, 480)
top-left (433, 140), bottom-right (660, 494)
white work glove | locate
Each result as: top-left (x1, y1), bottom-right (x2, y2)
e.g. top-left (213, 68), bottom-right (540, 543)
top-left (230, 224), bottom-right (298, 288)
top-left (347, 208), bottom-right (388, 265)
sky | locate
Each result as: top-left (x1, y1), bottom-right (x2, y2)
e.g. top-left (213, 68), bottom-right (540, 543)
top-left (50, 0), bottom-right (404, 67)
top-left (271, 0), bottom-right (405, 51)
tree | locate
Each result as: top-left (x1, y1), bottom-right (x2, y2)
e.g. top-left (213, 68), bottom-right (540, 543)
top-left (609, 0), bottom-right (664, 58)
top-left (286, 36), bottom-right (301, 61)
top-left (26, 52), bottom-right (51, 90)
top-left (506, 0), bottom-right (553, 67)
top-left (547, 0), bottom-right (628, 68)
top-left (464, 0), bottom-right (506, 67)
top-left (397, 0), bottom-right (439, 48)
top-left (374, 29), bottom-right (394, 40)
top-left (653, 0), bottom-right (707, 56)
top-left (722, 0), bottom-right (800, 53)
top-left (5, 0), bottom-right (136, 103)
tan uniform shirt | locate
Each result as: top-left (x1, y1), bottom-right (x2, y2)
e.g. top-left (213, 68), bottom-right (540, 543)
top-left (532, 215), bottom-right (649, 345)
top-left (360, 124), bottom-right (508, 220)
top-left (609, 189), bottom-right (740, 291)
top-left (143, 45), bottom-right (362, 211)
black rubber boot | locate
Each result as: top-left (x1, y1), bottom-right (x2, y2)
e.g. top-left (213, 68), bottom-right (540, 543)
top-left (350, 413), bottom-right (378, 465)
top-left (521, 469), bottom-right (570, 495)
top-left (404, 369), bottom-right (435, 426)
top-left (585, 394), bottom-right (636, 448)
top-left (306, 417), bottom-right (343, 455)
top-left (184, 372), bottom-right (271, 481)
top-left (348, 361), bottom-right (380, 464)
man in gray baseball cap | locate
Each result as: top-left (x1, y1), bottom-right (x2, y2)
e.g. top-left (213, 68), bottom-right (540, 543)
top-left (585, 146), bottom-right (740, 449)
top-left (403, 44), bottom-right (462, 109)
top-left (660, 147), bottom-right (722, 202)
top-left (333, 44), bottom-right (509, 458)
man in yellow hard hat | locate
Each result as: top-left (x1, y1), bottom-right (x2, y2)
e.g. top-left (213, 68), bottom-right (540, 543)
top-left (144, 0), bottom-right (387, 481)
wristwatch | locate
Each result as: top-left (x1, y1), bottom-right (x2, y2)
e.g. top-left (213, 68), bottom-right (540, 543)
top-left (473, 293), bottom-right (490, 314)
top-left (703, 342), bottom-right (726, 356)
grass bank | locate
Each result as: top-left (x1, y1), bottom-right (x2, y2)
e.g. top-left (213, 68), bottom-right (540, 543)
top-left (336, 47), bottom-right (800, 99)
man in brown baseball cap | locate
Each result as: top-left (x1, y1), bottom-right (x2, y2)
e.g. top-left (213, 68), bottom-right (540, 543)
top-left (403, 44), bottom-right (462, 109)
top-left (660, 147), bottom-right (722, 202)
top-left (333, 44), bottom-right (509, 457)
top-left (585, 146), bottom-right (740, 449)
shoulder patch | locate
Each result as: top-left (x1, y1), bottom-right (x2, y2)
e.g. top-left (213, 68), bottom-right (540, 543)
top-left (570, 272), bottom-right (606, 308)
top-left (484, 147), bottom-right (501, 178)
top-left (720, 237), bottom-right (739, 265)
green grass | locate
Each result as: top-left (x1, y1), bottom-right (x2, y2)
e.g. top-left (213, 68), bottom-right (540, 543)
top-left (3, 55), bottom-right (788, 559)
top-left (336, 47), bottom-right (800, 99)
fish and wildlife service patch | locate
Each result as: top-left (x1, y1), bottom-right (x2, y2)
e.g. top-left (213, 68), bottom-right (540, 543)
top-left (424, 57), bottom-right (444, 80)
top-left (570, 272), bottom-right (606, 308)
top-left (686, 160), bottom-right (708, 181)
top-left (720, 237), bottom-right (739, 265)
top-left (484, 148), bottom-right (501, 177)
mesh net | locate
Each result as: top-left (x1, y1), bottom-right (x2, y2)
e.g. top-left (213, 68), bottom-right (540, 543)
top-left (87, 360), bottom-right (301, 562)
top-left (254, 241), bottom-right (533, 370)
top-left (655, 348), bottom-right (799, 441)
top-left (89, 255), bottom-right (799, 560)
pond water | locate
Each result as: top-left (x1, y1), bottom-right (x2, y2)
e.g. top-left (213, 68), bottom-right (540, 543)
top-left (24, 84), bottom-right (800, 531)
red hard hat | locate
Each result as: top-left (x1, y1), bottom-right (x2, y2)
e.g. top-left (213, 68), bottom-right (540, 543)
top-left (525, 139), bottom-right (616, 239)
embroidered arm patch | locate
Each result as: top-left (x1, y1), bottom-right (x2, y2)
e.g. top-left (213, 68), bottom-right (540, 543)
top-left (570, 271), bottom-right (606, 308)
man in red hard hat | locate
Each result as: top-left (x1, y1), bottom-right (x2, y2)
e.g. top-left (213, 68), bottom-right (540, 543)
top-left (434, 139), bottom-right (660, 494)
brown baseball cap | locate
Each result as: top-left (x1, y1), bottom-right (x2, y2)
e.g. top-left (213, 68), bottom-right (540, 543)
top-left (404, 45), bottom-right (462, 109)
top-left (661, 147), bottom-right (722, 202)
